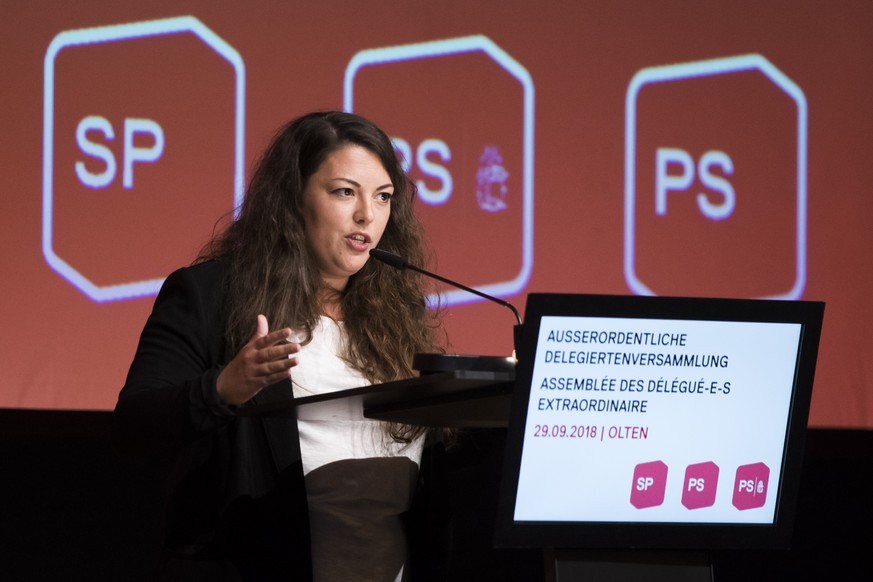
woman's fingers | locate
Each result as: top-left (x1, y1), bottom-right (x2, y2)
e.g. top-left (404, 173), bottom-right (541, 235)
top-left (217, 316), bottom-right (301, 405)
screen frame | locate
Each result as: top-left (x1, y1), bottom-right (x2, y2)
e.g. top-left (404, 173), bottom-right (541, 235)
top-left (494, 293), bottom-right (825, 550)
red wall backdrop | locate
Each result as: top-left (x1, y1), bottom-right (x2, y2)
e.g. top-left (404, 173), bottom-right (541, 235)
top-left (2, 0), bottom-right (871, 428)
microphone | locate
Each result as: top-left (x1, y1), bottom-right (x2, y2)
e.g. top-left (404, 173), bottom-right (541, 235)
top-left (369, 248), bottom-right (523, 356)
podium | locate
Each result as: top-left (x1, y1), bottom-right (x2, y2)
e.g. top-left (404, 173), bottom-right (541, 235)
top-left (241, 291), bottom-right (823, 582)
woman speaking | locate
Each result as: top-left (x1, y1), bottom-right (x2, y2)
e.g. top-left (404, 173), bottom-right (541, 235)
top-left (115, 111), bottom-right (446, 581)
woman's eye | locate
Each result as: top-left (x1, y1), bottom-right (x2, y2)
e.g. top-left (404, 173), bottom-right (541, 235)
top-left (377, 191), bottom-right (393, 202)
top-left (334, 188), bottom-right (354, 197)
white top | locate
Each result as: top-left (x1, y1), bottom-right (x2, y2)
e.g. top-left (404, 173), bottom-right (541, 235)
top-left (291, 316), bottom-right (424, 582)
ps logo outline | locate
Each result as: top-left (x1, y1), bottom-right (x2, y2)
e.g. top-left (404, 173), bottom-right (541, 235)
top-left (623, 54), bottom-right (808, 300)
top-left (42, 15), bottom-right (246, 302)
top-left (343, 35), bottom-right (535, 308)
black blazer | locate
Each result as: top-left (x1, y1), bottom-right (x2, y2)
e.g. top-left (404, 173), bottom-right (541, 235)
top-left (115, 261), bottom-right (312, 579)
top-left (114, 261), bottom-right (449, 581)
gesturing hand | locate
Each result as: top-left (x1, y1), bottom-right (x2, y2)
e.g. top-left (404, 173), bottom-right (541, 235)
top-left (216, 314), bottom-right (300, 406)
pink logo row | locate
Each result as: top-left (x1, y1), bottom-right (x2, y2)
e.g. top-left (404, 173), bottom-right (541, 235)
top-left (631, 461), bottom-right (770, 510)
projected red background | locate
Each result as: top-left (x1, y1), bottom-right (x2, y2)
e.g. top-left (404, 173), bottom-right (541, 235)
top-left (2, 0), bottom-right (871, 428)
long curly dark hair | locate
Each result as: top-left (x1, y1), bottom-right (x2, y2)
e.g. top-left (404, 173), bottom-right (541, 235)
top-left (198, 111), bottom-right (440, 441)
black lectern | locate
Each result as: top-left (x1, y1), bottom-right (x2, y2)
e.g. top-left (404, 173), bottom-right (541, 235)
top-left (240, 292), bottom-right (824, 582)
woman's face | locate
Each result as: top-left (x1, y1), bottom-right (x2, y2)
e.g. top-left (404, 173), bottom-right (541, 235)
top-left (302, 144), bottom-right (393, 290)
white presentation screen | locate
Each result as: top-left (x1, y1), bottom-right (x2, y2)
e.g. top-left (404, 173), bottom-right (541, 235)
top-left (515, 316), bottom-right (800, 524)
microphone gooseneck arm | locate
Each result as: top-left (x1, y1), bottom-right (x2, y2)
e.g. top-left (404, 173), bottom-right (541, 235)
top-left (369, 248), bottom-right (522, 326)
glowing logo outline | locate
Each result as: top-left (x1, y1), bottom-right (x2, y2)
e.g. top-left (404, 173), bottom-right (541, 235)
top-left (344, 35), bottom-right (535, 308)
top-left (624, 54), bottom-right (808, 300)
top-left (43, 15), bottom-right (246, 303)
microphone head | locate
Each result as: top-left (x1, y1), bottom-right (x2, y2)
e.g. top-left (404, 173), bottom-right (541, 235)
top-left (369, 248), bottom-right (408, 270)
